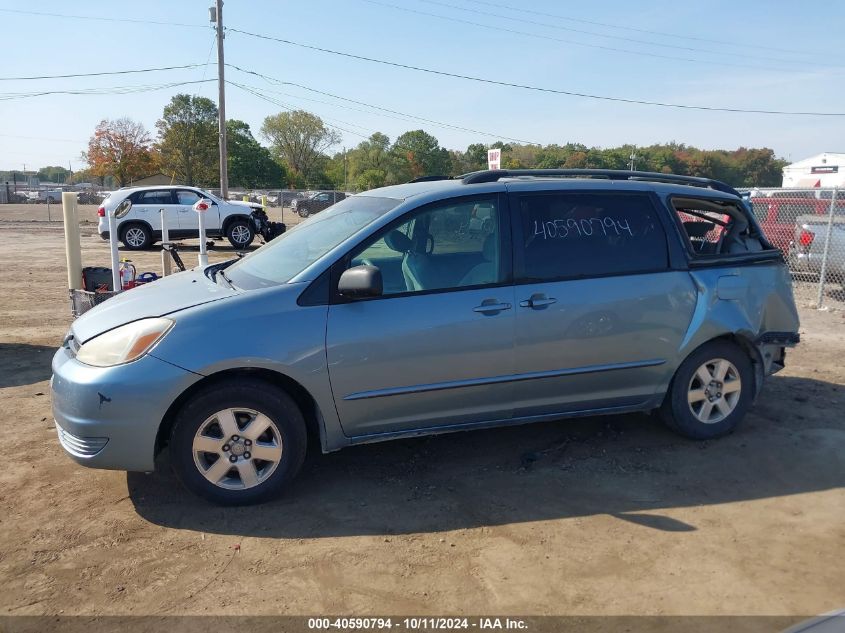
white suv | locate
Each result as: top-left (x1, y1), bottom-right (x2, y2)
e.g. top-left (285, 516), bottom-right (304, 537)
top-left (97, 186), bottom-right (265, 250)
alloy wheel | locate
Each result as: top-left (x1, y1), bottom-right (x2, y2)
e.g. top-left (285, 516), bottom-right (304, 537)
top-left (231, 224), bottom-right (251, 245)
top-left (687, 358), bottom-right (742, 424)
top-left (192, 408), bottom-right (283, 490)
top-left (125, 227), bottom-right (146, 247)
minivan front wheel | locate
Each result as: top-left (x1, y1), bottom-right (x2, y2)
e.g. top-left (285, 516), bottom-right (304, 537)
top-left (660, 340), bottom-right (753, 440)
top-left (170, 380), bottom-right (307, 505)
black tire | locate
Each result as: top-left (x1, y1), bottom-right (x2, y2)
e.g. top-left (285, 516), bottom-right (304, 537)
top-left (659, 340), bottom-right (753, 440)
top-left (226, 219), bottom-right (255, 249)
top-left (297, 206), bottom-right (310, 218)
top-left (120, 222), bottom-right (153, 250)
top-left (169, 379), bottom-right (307, 505)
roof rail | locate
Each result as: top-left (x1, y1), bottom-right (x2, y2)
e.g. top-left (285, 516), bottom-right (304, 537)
top-left (460, 169), bottom-right (741, 197)
top-left (408, 175), bottom-right (452, 183)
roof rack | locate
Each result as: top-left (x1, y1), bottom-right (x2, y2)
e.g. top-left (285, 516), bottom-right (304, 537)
top-left (408, 175), bottom-right (452, 183)
top-left (459, 169), bottom-right (741, 198)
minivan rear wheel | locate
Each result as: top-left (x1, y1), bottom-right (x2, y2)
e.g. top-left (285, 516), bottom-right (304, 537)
top-left (660, 340), bottom-right (753, 440)
top-left (169, 379), bottom-right (307, 505)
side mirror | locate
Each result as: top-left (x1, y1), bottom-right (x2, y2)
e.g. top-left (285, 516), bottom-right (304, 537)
top-left (338, 265), bottom-right (383, 299)
top-left (114, 198), bottom-right (132, 219)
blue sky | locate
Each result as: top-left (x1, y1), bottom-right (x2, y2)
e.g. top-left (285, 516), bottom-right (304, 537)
top-left (1, 0), bottom-right (843, 172)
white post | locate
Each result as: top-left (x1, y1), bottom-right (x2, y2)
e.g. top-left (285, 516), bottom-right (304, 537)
top-left (815, 187), bottom-right (838, 309)
top-left (160, 207), bottom-right (172, 276)
top-left (198, 211), bottom-right (208, 267)
top-left (61, 192), bottom-right (82, 291)
top-left (194, 199), bottom-right (211, 267)
top-left (108, 208), bottom-right (121, 292)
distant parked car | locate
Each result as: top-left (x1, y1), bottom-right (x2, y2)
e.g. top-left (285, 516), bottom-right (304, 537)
top-left (751, 195), bottom-right (845, 253)
top-left (42, 189), bottom-right (64, 203)
top-left (292, 190), bottom-right (347, 217)
top-left (97, 186), bottom-right (266, 250)
top-left (790, 214), bottom-right (845, 285)
top-left (278, 190), bottom-right (303, 208)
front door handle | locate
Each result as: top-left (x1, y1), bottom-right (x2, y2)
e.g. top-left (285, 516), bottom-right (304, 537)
top-left (473, 300), bottom-right (512, 315)
top-left (520, 294), bottom-right (557, 309)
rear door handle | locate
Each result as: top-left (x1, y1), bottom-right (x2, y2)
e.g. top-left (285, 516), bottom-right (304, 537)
top-left (473, 300), bottom-right (512, 315)
top-left (520, 294), bottom-right (557, 309)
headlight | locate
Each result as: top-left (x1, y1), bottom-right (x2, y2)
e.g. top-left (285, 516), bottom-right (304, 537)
top-left (76, 318), bottom-right (174, 367)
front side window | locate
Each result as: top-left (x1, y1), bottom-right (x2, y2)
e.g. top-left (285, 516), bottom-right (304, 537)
top-left (350, 196), bottom-right (502, 295)
top-left (516, 192), bottom-right (668, 281)
top-left (176, 190), bottom-right (201, 205)
top-left (225, 195), bottom-right (400, 289)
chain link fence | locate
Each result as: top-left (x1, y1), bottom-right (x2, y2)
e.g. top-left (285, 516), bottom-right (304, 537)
top-left (739, 187), bottom-right (844, 309)
top-left (208, 188), bottom-right (355, 209)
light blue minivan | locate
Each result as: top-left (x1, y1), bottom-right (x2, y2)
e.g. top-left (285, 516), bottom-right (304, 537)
top-left (52, 170), bottom-right (800, 504)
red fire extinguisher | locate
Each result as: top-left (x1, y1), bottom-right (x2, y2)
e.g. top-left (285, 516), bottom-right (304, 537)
top-left (119, 259), bottom-right (136, 290)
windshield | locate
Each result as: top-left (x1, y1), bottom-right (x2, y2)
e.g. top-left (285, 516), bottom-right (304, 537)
top-left (225, 195), bottom-right (401, 289)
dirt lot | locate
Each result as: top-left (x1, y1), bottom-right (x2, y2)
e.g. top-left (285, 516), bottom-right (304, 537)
top-left (0, 206), bottom-right (843, 620)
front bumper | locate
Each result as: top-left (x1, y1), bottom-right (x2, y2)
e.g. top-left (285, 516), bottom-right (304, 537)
top-left (51, 344), bottom-right (201, 472)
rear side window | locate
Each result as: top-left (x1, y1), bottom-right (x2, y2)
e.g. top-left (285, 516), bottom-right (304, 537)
top-left (515, 192), bottom-right (668, 281)
top-left (671, 197), bottom-right (766, 256)
top-left (135, 190), bottom-right (174, 205)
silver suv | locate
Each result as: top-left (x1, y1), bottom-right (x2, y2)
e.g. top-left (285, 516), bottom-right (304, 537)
top-left (53, 170), bottom-right (800, 505)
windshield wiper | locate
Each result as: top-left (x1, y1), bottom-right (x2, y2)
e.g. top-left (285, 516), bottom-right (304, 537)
top-left (216, 269), bottom-right (235, 288)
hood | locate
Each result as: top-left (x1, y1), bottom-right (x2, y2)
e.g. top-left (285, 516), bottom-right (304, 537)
top-left (229, 200), bottom-right (263, 210)
top-left (72, 270), bottom-right (238, 343)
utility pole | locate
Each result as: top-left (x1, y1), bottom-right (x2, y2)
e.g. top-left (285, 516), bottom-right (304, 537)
top-left (212, 0), bottom-right (229, 198)
top-left (629, 147), bottom-right (637, 172)
top-left (343, 147), bottom-right (348, 192)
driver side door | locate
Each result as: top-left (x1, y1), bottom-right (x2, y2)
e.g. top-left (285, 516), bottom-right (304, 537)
top-left (325, 194), bottom-right (516, 438)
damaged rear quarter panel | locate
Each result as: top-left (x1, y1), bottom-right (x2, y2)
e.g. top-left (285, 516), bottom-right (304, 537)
top-left (678, 262), bottom-right (800, 390)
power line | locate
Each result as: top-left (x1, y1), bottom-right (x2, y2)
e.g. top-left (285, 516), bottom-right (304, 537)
top-left (0, 63), bottom-right (207, 81)
top-left (226, 64), bottom-right (540, 144)
top-left (455, 0), bottom-right (821, 57)
top-left (228, 81), bottom-right (371, 139)
top-left (229, 81), bottom-right (378, 133)
top-left (225, 27), bottom-right (845, 117)
top-left (361, 0), bottom-right (796, 72)
top-left (0, 8), bottom-right (209, 28)
top-left (418, 0), bottom-right (829, 67)
top-left (0, 133), bottom-right (84, 143)
top-left (0, 79), bottom-right (215, 101)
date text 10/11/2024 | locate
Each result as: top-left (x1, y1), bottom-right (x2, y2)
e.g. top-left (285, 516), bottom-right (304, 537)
top-left (307, 617), bottom-right (529, 630)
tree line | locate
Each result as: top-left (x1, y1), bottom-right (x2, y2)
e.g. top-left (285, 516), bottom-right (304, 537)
top-left (17, 93), bottom-right (789, 190)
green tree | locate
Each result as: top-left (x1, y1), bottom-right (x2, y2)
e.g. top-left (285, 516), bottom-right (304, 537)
top-left (356, 168), bottom-right (387, 191)
top-left (156, 94), bottom-right (219, 186)
top-left (226, 120), bottom-right (286, 188)
top-left (260, 110), bottom-right (340, 181)
top-left (36, 165), bottom-right (71, 183)
top-left (389, 130), bottom-right (451, 182)
top-left (463, 143), bottom-right (488, 171)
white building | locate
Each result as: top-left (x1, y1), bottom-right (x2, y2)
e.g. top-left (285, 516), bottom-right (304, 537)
top-left (782, 152), bottom-right (845, 188)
